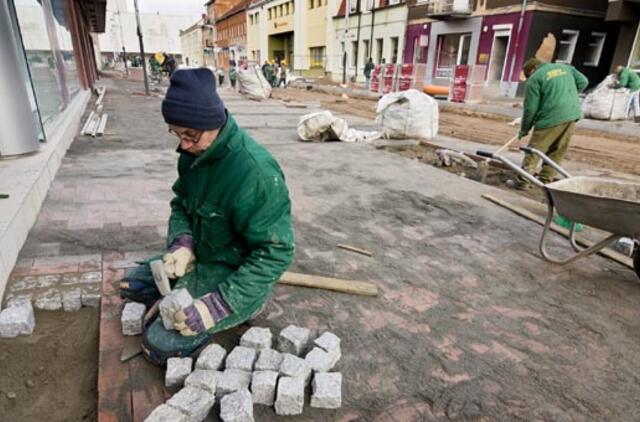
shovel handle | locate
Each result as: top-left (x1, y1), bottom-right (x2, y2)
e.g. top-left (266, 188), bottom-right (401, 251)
top-left (494, 135), bottom-right (520, 156)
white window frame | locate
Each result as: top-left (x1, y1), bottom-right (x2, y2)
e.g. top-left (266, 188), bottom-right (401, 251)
top-left (389, 0), bottom-right (400, 5)
top-left (556, 29), bottom-right (579, 64)
top-left (584, 32), bottom-right (606, 67)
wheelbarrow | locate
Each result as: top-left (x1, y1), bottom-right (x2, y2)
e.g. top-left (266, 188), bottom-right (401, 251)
top-left (477, 147), bottom-right (640, 280)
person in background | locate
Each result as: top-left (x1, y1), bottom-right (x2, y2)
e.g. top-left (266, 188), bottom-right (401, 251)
top-left (229, 66), bottom-right (238, 90)
top-left (261, 60), bottom-right (272, 82)
top-left (217, 68), bottom-right (225, 87)
top-left (364, 57), bottom-right (374, 89)
top-left (278, 61), bottom-right (288, 88)
top-left (512, 58), bottom-right (588, 190)
top-left (614, 65), bottom-right (640, 123)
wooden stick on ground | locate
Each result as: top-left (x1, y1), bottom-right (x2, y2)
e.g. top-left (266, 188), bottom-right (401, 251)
top-left (279, 271), bottom-right (378, 296)
top-left (337, 243), bottom-right (373, 257)
top-left (482, 194), bottom-right (633, 269)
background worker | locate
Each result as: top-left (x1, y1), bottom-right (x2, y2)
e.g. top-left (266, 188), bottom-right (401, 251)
top-left (364, 57), bottom-right (374, 90)
top-left (120, 68), bottom-right (295, 365)
top-left (513, 58), bottom-right (588, 189)
top-left (614, 65), bottom-right (640, 122)
top-left (229, 65), bottom-right (238, 90)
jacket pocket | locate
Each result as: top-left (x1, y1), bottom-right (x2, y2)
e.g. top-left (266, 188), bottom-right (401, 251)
top-left (196, 204), bottom-right (234, 250)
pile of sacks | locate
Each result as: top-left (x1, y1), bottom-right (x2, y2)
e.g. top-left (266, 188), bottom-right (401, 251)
top-left (296, 89), bottom-right (439, 144)
top-left (146, 324), bottom-right (342, 421)
top-left (582, 74), bottom-right (631, 120)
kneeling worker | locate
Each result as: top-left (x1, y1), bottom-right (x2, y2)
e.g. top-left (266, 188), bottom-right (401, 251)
top-left (514, 58), bottom-right (588, 189)
top-left (120, 68), bottom-right (295, 365)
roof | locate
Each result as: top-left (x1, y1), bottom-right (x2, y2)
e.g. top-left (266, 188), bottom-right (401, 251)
top-left (216, 0), bottom-right (252, 21)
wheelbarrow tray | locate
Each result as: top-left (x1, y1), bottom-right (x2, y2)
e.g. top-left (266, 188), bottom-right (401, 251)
top-left (547, 176), bottom-right (640, 237)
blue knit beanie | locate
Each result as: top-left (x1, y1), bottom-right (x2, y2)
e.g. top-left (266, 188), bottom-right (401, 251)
top-left (162, 68), bottom-right (226, 130)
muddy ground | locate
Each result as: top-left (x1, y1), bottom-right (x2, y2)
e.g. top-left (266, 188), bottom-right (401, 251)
top-left (0, 308), bottom-right (98, 421)
top-left (272, 87), bottom-right (640, 176)
top-left (3, 77), bottom-right (640, 421)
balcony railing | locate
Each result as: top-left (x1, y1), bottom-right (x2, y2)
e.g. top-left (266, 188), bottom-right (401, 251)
top-left (425, 0), bottom-right (473, 18)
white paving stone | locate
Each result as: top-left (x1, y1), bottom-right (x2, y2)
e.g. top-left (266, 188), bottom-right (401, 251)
top-left (62, 288), bottom-right (82, 311)
top-left (0, 301), bottom-right (35, 338)
top-left (279, 353), bottom-right (311, 384)
top-left (121, 302), bottom-right (146, 336)
top-left (277, 325), bottom-right (310, 356)
top-left (305, 346), bottom-right (339, 372)
top-left (165, 357), bottom-right (193, 388)
top-left (34, 289), bottom-right (62, 311)
top-left (274, 376), bottom-right (304, 415)
top-left (254, 348), bottom-right (283, 371)
top-left (225, 346), bottom-right (257, 371)
top-left (311, 372), bottom-right (342, 409)
top-left (220, 388), bottom-right (254, 422)
top-left (239, 327), bottom-right (272, 350)
top-left (166, 385), bottom-right (215, 422)
top-left (184, 369), bottom-right (218, 395)
top-left (217, 368), bottom-right (251, 396)
top-left (251, 370), bottom-right (278, 406)
top-left (196, 343), bottom-right (227, 370)
top-left (144, 404), bottom-right (188, 422)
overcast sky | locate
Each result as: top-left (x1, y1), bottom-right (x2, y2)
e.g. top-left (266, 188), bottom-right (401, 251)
top-left (124, 0), bottom-right (206, 19)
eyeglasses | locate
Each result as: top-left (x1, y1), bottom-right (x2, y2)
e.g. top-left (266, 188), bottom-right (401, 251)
top-left (168, 128), bottom-right (204, 144)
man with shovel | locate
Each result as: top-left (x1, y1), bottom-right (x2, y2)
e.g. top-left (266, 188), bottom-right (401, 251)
top-left (513, 58), bottom-right (588, 189)
top-left (119, 68), bottom-right (295, 365)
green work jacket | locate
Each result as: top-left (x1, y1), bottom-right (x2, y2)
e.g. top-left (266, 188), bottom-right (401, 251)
top-left (520, 63), bottom-right (588, 137)
top-left (616, 67), bottom-right (640, 92)
top-left (168, 113), bottom-right (294, 327)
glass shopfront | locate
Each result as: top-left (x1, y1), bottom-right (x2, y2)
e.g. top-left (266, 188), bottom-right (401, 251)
top-left (12, 0), bottom-right (83, 136)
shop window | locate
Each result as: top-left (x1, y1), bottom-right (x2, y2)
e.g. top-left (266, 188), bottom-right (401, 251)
top-left (413, 36), bottom-right (426, 63)
top-left (362, 39), bottom-right (370, 63)
top-left (435, 33), bottom-right (471, 79)
top-left (376, 38), bottom-right (383, 63)
top-left (351, 41), bottom-right (358, 66)
top-left (584, 32), bottom-right (606, 66)
top-left (556, 29), bottom-right (579, 64)
top-left (310, 46), bottom-right (325, 68)
top-left (390, 36), bottom-right (398, 63)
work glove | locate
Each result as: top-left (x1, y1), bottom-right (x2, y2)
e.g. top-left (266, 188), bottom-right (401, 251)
top-left (163, 235), bottom-right (195, 279)
top-left (517, 130), bottom-right (526, 140)
top-left (174, 291), bottom-right (231, 336)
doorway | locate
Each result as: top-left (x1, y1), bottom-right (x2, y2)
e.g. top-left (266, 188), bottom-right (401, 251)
top-left (488, 30), bottom-right (510, 83)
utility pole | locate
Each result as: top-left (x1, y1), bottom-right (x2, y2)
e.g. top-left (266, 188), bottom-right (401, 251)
top-left (133, 0), bottom-right (149, 95)
top-left (342, 0), bottom-right (350, 85)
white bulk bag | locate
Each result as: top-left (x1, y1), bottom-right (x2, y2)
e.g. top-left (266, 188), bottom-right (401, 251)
top-left (376, 89), bottom-right (439, 140)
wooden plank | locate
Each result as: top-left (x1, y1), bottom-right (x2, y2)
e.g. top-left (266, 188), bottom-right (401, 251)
top-left (482, 194), bottom-right (633, 269)
top-left (337, 243), bottom-right (373, 257)
top-left (279, 271), bottom-right (378, 296)
top-left (81, 111), bottom-right (96, 135)
top-left (98, 267), bottom-right (133, 422)
top-left (97, 114), bottom-right (108, 136)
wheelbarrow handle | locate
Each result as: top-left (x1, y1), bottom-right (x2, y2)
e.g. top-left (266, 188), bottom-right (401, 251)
top-left (519, 147), bottom-right (571, 179)
top-left (476, 149), bottom-right (545, 188)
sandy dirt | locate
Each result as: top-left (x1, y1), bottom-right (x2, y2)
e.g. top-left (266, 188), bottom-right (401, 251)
top-left (273, 88), bottom-right (640, 176)
top-left (0, 308), bottom-right (98, 421)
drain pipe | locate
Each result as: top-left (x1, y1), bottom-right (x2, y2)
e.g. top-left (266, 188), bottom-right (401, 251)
top-left (507, 0), bottom-right (527, 96)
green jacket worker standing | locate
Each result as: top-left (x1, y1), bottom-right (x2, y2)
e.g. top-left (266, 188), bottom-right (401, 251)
top-left (120, 68), bottom-right (295, 365)
top-left (614, 65), bottom-right (640, 122)
top-left (515, 58), bottom-right (588, 189)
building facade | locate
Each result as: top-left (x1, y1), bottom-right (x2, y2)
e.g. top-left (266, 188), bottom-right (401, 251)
top-left (331, 0), bottom-right (409, 82)
top-left (247, 0), bottom-right (339, 76)
top-left (98, 0), bottom-right (194, 65)
top-left (409, 0), bottom-right (624, 96)
top-left (212, 0), bottom-right (252, 70)
top-left (180, 18), bottom-right (208, 67)
top-left (606, 0), bottom-right (640, 72)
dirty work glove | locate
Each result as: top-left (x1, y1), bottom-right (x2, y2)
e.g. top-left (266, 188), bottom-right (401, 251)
top-left (163, 235), bottom-right (195, 279)
top-left (174, 291), bottom-right (231, 336)
top-left (517, 130), bottom-right (527, 140)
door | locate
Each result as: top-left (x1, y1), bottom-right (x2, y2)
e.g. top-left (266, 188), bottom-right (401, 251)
top-left (488, 31), bottom-right (510, 83)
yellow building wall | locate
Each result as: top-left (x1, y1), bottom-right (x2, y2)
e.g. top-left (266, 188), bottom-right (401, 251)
top-left (266, 1), bottom-right (294, 36)
top-left (246, 12), bottom-right (260, 61)
top-left (306, 2), bottom-right (326, 48)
